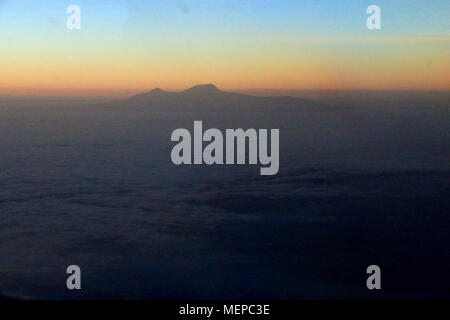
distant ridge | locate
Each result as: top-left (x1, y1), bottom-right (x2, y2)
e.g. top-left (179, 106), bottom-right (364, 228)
top-left (113, 83), bottom-right (327, 112)
top-left (149, 88), bottom-right (164, 94)
top-left (135, 84), bottom-right (222, 96)
top-left (183, 84), bottom-right (222, 95)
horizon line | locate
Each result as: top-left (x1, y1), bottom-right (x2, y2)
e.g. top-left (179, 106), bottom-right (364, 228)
top-left (1, 86), bottom-right (449, 99)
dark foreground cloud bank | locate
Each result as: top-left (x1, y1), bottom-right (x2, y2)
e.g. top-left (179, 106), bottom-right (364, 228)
top-left (0, 91), bottom-right (449, 299)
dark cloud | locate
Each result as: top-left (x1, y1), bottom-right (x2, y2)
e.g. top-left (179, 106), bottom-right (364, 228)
top-left (0, 92), bottom-right (449, 299)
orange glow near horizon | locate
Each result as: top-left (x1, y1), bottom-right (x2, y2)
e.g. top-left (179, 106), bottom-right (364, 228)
top-left (1, 1), bottom-right (449, 96)
top-left (1, 36), bottom-right (449, 96)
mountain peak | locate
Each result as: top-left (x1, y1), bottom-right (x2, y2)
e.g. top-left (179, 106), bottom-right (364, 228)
top-left (184, 84), bottom-right (221, 95)
top-left (149, 88), bottom-right (165, 94)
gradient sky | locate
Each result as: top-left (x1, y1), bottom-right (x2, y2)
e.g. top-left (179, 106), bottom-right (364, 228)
top-left (0, 0), bottom-right (449, 95)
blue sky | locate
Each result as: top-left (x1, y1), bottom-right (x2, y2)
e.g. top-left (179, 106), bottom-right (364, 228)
top-left (0, 1), bottom-right (448, 93)
top-left (1, 0), bottom-right (448, 37)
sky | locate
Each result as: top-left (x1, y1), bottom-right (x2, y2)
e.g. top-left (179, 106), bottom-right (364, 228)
top-left (0, 0), bottom-right (449, 95)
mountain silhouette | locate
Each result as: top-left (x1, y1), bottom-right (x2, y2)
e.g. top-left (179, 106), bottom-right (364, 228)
top-left (111, 84), bottom-right (327, 112)
top-left (183, 84), bottom-right (221, 95)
